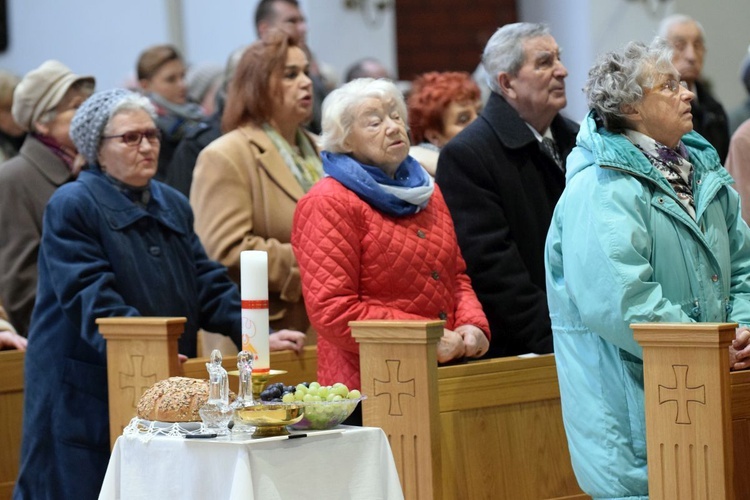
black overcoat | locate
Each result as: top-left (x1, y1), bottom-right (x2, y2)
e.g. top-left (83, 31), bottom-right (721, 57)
top-left (436, 92), bottom-right (578, 358)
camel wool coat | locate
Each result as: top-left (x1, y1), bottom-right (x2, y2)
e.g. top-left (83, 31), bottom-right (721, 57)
top-left (190, 124), bottom-right (319, 333)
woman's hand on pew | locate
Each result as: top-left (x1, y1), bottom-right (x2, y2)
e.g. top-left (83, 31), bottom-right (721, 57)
top-left (269, 329), bottom-right (307, 355)
top-left (438, 329), bottom-right (466, 363)
top-left (0, 329), bottom-right (27, 351)
top-left (730, 326), bottom-right (750, 371)
top-left (455, 324), bottom-right (490, 358)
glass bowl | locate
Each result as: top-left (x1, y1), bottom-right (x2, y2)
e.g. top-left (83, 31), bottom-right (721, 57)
top-left (233, 402), bottom-right (304, 437)
top-left (291, 396), bottom-right (366, 430)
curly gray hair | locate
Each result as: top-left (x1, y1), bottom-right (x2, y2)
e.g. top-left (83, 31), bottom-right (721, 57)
top-left (585, 39), bottom-right (675, 133)
top-left (320, 77), bottom-right (407, 153)
top-left (482, 22), bottom-right (550, 94)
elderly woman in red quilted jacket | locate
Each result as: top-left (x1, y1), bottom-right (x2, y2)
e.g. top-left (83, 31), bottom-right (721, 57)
top-left (292, 78), bottom-right (490, 410)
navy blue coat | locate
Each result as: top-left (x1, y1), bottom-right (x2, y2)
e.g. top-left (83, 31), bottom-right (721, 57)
top-left (14, 169), bottom-right (242, 500)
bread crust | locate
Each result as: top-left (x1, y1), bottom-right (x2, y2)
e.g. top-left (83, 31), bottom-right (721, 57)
top-left (137, 377), bottom-right (211, 422)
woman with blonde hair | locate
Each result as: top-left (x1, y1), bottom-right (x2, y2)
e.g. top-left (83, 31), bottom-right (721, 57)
top-left (137, 44), bottom-right (204, 175)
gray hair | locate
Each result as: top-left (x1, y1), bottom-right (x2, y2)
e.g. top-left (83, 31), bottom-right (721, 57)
top-left (585, 39), bottom-right (675, 133)
top-left (658, 14), bottom-right (705, 40)
top-left (103, 93), bottom-right (156, 135)
top-left (482, 22), bottom-right (550, 94)
top-left (320, 78), bottom-right (407, 153)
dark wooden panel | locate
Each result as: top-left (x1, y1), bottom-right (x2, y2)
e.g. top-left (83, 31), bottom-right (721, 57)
top-left (395, 0), bottom-right (517, 79)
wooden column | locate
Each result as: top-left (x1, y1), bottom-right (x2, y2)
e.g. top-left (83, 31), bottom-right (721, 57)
top-left (633, 322), bottom-right (735, 500)
top-left (97, 317), bottom-right (185, 447)
top-left (351, 320), bottom-right (443, 500)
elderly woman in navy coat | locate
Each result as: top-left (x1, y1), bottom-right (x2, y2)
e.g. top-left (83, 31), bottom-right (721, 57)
top-left (14, 89), bottom-right (245, 500)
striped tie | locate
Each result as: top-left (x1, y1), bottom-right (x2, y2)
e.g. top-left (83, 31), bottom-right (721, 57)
top-left (541, 137), bottom-right (563, 171)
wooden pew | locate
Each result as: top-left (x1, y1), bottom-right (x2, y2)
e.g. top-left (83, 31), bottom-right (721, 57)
top-left (633, 322), bottom-right (750, 500)
top-left (98, 317), bottom-right (185, 446)
top-left (351, 320), bottom-right (586, 500)
top-left (0, 350), bottom-right (23, 500)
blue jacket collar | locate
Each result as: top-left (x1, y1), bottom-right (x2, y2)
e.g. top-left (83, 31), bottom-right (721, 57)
top-left (570, 110), bottom-right (729, 182)
top-left (569, 110), bottom-right (734, 222)
top-left (78, 169), bottom-right (186, 234)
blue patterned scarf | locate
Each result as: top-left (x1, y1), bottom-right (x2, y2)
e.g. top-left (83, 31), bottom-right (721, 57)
top-left (322, 151), bottom-right (434, 217)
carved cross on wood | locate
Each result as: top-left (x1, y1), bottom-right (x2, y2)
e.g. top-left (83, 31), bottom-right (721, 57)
top-left (658, 364), bottom-right (706, 425)
top-left (373, 359), bottom-right (416, 416)
top-left (119, 355), bottom-right (157, 408)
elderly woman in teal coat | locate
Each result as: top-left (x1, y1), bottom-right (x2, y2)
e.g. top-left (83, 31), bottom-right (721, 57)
top-left (545, 39), bottom-right (750, 499)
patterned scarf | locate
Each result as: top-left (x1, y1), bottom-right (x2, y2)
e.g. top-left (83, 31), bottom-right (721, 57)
top-left (322, 151), bottom-right (434, 217)
top-left (263, 123), bottom-right (323, 193)
top-left (33, 133), bottom-right (77, 173)
top-left (624, 130), bottom-right (696, 220)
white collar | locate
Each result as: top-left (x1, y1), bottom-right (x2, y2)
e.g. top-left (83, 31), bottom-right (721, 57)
top-left (525, 122), bottom-right (554, 142)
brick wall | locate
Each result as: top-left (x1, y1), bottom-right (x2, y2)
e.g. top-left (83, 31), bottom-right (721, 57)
top-left (395, 0), bottom-right (517, 80)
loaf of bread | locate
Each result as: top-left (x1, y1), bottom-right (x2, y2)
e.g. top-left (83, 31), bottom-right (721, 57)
top-left (137, 377), bottom-right (214, 422)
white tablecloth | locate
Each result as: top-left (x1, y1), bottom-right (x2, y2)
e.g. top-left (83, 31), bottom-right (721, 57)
top-left (99, 426), bottom-right (403, 500)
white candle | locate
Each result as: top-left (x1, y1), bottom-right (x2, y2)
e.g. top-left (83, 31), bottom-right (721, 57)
top-left (240, 251), bottom-right (270, 374)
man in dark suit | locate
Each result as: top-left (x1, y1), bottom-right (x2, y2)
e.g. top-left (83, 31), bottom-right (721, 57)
top-left (436, 22), bottom-right (578, 358)
top-left (660, 14), bottom-right (730, 163)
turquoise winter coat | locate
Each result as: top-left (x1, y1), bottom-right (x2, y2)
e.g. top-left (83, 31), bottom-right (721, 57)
top-left (545, 111), bottom-right (750, 499)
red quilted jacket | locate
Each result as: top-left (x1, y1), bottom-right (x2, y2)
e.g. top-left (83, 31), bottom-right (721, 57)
top-left (292, 177), bottom-right (489, 390)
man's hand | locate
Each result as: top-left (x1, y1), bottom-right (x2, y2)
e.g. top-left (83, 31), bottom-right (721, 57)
top-left (270, 329), bottom-right (307, 355)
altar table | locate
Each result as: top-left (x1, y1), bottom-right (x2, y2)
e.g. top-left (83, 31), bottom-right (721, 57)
top-left (99, 426), bottom-right (403, 500)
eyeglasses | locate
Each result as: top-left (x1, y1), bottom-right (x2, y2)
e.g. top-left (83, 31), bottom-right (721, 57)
top-left (661, 78), bottom-right (689, 94)
top-left (102, 129), bottom-right (161, 147)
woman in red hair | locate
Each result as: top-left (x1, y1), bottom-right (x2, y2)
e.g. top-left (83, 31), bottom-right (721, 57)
top-left (407, 71), bottom-right (481, 175)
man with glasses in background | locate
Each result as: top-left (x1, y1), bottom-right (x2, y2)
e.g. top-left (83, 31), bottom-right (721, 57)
top-left (660, 13), bottom-right (730, 163)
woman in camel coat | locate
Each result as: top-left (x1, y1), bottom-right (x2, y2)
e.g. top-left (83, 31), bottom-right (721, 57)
top-left (191, 30), bottom-right (321, 335)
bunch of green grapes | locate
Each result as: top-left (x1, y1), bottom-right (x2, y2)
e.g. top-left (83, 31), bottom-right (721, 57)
top-left (282, 381), bottom-right (361, 403)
